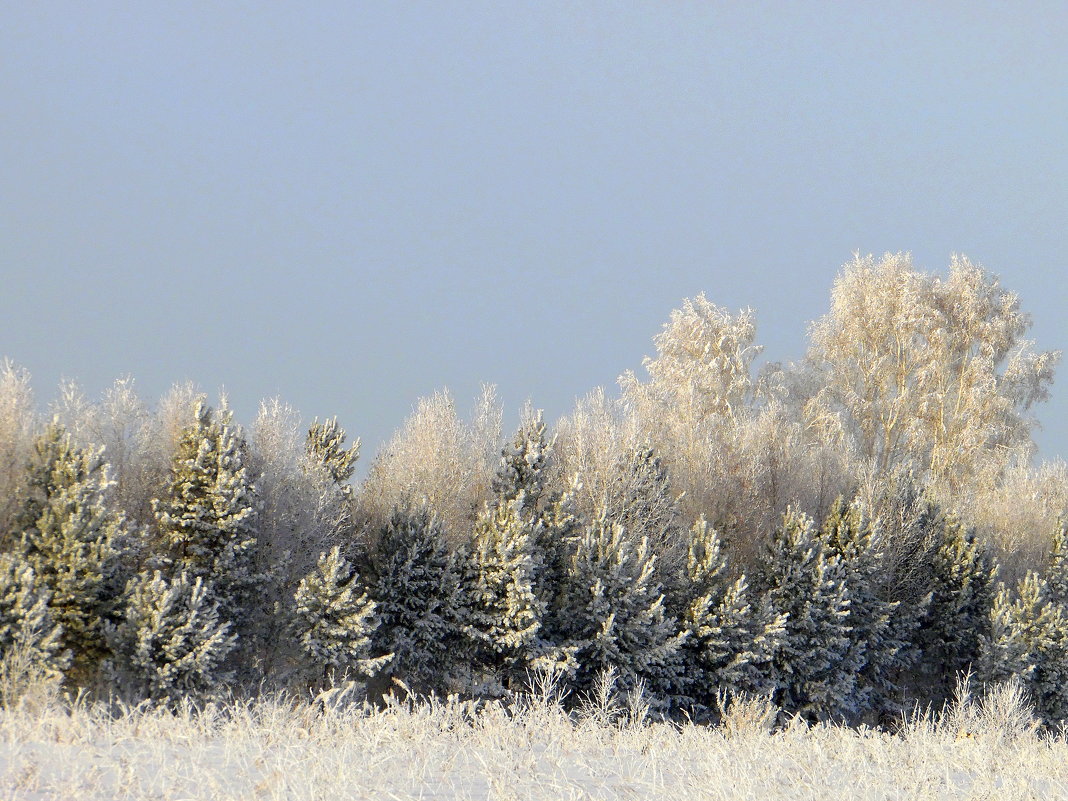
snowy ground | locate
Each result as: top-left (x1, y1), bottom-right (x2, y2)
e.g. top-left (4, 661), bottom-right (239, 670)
top-left (0, 682), bottom-right (1066, 800)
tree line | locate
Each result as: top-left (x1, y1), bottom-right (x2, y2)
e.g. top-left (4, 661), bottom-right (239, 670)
top-left (0, 252), bottom-right (1065, 727)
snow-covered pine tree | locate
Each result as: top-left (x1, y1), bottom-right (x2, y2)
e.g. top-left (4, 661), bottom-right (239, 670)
top-left (462, 496), bottom-right (543, 691)
top-left (306, 417), bottom-right (360, 501)
top-left (979, 572), bottom-right (1068, 727)
top-left (107, 570), bottom-right (236, 704)
top-left (675, 517), bottom-right (784, 716)
top-left (818, 498), bottom-right (905, 718)
top-left (14, 421), bottom-right (122, 684)
top-left (921, 513), bottom-right (997, 696)
top-left (291, 546), bottom-right (389, 686)
top-left (757, 509), bottom-right (859, 722)
top-left (556, 514), bottom-right (683, 703)
top-left (492, 408), bottom-right (551, 513)
top-left (365, 508), bottom-right (467, 695)
top-left (0, 553), bottom-right (68, 678)
top-left (153, 401), bottom-right (258, 619)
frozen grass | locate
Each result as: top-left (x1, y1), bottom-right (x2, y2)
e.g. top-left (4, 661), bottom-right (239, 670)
top-left (0, 678), bottom-right (1066, 800)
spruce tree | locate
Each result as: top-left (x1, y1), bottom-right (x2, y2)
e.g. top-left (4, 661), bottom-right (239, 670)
top-left (757, 509), bottom-right (859, 722)
top-left (14, 421), bottom-right (122, 684)
top-left (462, 497), bottom-right (543, 691)
top-left (557, 514), bottom-right (683, 702)
top-left (492, 409), bottom-right (551, 513)
top-left (107, 570), bottom-right (236, 704)
top-left (675, 518), bottom-right (784, 715)
top-left (0, 553), bottom-right (68, 678)
top-left (920, 513), bottom-right (996, 695)
top-left (979, 573), bottom-right (1068, 727)
top-left (365, 508), bottom-right (467, 694)
top-left (153, 401), bottom-right (258, 618)
top-left (291, 546), bottom-right (389, 684)
top-left (1047, 523), bottom-right (1068, 606)
top-left (818, 498), bottom-right (905, 718)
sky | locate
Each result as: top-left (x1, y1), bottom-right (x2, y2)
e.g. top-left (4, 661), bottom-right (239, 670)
top-left (2, 2), bottom-right (1066, 467)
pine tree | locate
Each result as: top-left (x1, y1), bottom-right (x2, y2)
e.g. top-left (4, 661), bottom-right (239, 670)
top-left (0, 554), bottom-right (68, 677)
top-left (153, 401), bottom-right (258, 617)
top-left (306, 417), bottom-right (360, 500)
top-left (675, 518), bottom-right (784, 715)
top-left (757, 509), bottom-right (858, 722)
top-left (107, 570), bottom-right (236, 704)
top-left (14, 421), bottom-right (122, 683)
top-left (818, 498), bottom-right (905, 718)
top-left (921, 513), bottom-right (997, 694)
top-left (365, 508), bottom-right (467, 694)
top-left (291, 546), bottom-right (389, 684)
top-left (557, 514), bottom-right (683, 702)
top-left (462, 497), bottom-right (543, 690)
top-left (979, 573), bottom-right (1068, 727)
top-left (492, 409), bottom-right (551, 513)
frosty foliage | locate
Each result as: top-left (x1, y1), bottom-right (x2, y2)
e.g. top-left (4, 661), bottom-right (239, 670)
top-left (807, 253), bottom-right (1060, 493)
top-left (291, 546), bottom-right (388, 684)
top-left (153, 401), bottom-right (258, 617)
top-left (674, 518), bottom-right (784, 715)
top-left (107, 570), bottom-right (236, 704)
top-left (359, 386), bottom-right (501, 546)
top-left (14, 422), bottom-right (123, 683)
top-left (0, 361), bottom-right (37, 541)
top-left (0, 554), bottom-right (67, 678)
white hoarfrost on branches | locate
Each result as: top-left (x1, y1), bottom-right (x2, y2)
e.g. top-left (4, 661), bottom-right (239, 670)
top-left (291, 546), bottom-right (389, 682)
top-left (806, 253), bottom-right (1060, 491)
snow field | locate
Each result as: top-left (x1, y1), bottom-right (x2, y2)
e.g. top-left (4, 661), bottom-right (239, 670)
top-left (0, 682), bottom-right (1065, 800)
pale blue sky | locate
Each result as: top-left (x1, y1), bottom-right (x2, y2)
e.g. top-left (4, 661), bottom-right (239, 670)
top-left (2, 3), bottom-right (1066, 464)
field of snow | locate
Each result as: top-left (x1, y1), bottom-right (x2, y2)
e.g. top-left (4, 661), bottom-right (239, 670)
top-left (0, 680), bottom-right (1065, 800)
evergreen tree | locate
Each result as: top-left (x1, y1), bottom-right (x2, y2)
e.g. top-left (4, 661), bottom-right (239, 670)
top-left (462, 496), bottom-right (547, 691)
top-left (153, 401), bottom-right (258, 617)
top-left (979, 573), bottom-right (1068, 727)
top-left (818, 498), bottom-right (906, 718)
top-left (291, 546), bottom-right (389, 683)
top-left (557, 514), bottom-right (683, 702)
top-left (675, 518), bottom-right (784, 715)
top-left (306, 417), bottom-right (360, 500)
top-left (492, 409), bottom-right (551, 513)
top-left (920, 513), bottom-right (997, 694)
top-left (14, 421), bottom-right (122, 684)
top-left (0, 553), bottom-right (68, 677)
top-left (757, 510), bottom-right (859, 722)
top-left (365, 508), bottom-right (467, 694)
top-left (107, 570), bottom-right (236, 704)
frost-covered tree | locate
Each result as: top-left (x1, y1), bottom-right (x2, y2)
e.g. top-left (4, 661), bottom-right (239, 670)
top-left (364, 508), bottom-right (467, 694)
top-left (920, 513), bottom-right (997, 693)
top-left (462, 497), bottom-right (544, 690)
top-left (14, 422), bottom-right (123, 683)
top-left (291, 546), bottom-right (389, 685)
top-left (674, 518), bottom-right (784, 715)
top-left (979, 573), bottom-right (1068, 727)
top-left (359, 386), bottom-right (501, 545)
top-left (0, 361), bottom-right (37, 543)
top-left (756, 510), bottom-right (859, 722)
top-left (492, 407), bottom-right (551, 512)
top-left (307, 416), bottom-right (360, 499)
top-left (0, 554), bottom-right (68, 677)
top-left (806, 253), bottom-right (1059, 492)
top-left (107, 570), bottom-right (236, 704)
top-left (153, 401), bottom-right (258, 617)
top-left (556, 515), bottom-right (683, 701)
top-left (1047, 524), bottom-right (1068, 606)
top-left (818, 499), bottom-right (906, 717)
